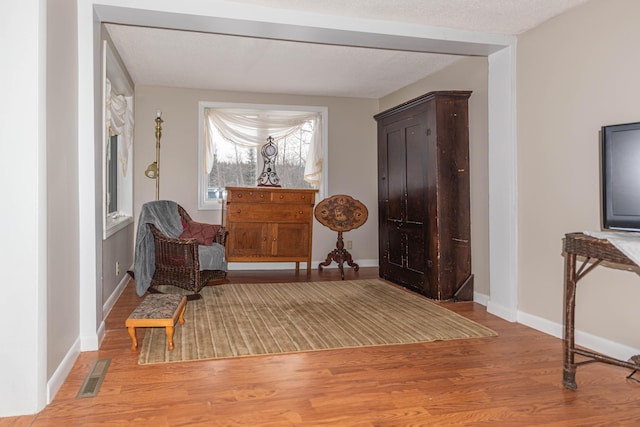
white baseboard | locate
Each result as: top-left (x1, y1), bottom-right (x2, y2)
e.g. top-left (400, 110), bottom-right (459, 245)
top-left (47, 337), bottom-right (80, 404)
top-left (103, 271), bottom-right (130, 320)
top-left (51, 267), bottom-right (132, 403)
top-left (473, 292), bottom-right (490, 306)
top-left (227, 258), bottom-right (379, 270)
top-left (516, 310), bottom-right (562, 338)
top-left (517, 309), bottom-right (640, 362)
top-left (96, 321), bottom-right (106, 348)
top-left (486, 300), bottom-right (517, 322)
top-left (92, 266), bottom-right (132, 349)
top-left (81, 332), bottom-right (100, 351)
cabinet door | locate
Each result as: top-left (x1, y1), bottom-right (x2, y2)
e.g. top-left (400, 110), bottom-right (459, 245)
top-left (272, 223), bottom-right (310, 257)
top-left (227, 222), bottom-right (268, 257)
top-left (378, 112), bottom-right (429, 292)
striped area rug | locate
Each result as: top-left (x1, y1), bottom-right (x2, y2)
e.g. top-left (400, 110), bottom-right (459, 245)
top-left (138, 279), bottom-right (497, 364)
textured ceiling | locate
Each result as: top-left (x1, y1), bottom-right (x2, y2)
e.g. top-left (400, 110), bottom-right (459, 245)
top-left (229, 0), bottom-right (589, 34)
top-left (105, 0), bottom-right (590, 98)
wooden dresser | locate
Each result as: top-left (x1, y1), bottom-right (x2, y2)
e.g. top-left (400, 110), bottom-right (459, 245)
top-left (224, 186), bottom-right (318, 276)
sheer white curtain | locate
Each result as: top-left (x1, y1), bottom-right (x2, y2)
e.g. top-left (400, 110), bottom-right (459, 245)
top-left (204, 108), bottom-right (323, 187)
top-left (105, 78), bottom-right (134, 175)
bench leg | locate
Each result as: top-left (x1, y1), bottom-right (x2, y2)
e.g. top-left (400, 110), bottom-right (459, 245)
top-left (178, 305), bottom-right (186, 325)
top-left (166, 325), bottom-right (175, 351)
top-left (127, 326), bottom-right (137, 351)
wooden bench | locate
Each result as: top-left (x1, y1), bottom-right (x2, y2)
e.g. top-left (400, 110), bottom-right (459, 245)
top-left (126, 294), bottom-right (187, 351)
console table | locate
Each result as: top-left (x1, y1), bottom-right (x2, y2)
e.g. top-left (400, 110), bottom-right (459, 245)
top-left (562, 232), bottom-right (639, 389)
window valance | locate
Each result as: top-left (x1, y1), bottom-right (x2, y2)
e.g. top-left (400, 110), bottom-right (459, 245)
top-left (105, 78), bottom-right (134, 176)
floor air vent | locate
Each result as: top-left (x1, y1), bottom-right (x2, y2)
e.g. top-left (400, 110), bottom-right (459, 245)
top-left (76, 358), bottom-right (111, 398)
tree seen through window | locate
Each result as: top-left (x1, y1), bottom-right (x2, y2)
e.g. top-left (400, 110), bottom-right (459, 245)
top-left (207, 122), bottom-right (313, 199)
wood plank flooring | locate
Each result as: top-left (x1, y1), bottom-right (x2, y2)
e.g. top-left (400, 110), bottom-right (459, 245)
top-left (4, 268), bottom-right (640, 426)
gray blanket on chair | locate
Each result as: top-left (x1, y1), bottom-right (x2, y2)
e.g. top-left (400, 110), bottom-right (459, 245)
top-left (133, 200), bottom-right (227, 296)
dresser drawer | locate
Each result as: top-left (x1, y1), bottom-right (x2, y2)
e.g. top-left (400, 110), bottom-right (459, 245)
top-left (227, 204), bottom-right (313, 222)
top-left (227, 188), bottom-right (315, 205)
top-left (271, 191), bottom-right (315, 205)
top-left (227, 189), bottom-right (271, 203)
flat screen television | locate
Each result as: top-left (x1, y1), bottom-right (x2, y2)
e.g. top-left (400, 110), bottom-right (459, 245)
top-left (601, 121), bottom-right (640, 232)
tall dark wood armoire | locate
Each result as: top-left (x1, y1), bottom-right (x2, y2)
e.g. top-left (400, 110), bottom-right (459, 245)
top-left (374, 91), bottom-right (473, 301)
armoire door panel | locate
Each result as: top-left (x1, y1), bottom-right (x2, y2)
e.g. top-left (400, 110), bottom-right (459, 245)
top-left (405, 228), bottom-right (426, 275)
top-left (383, 262), bottom-right (424, 292)
top-left (384, 226), bottom-right (426, 274)
top-left (385, 128), bottom-right (405, 222)
top-left (405, 122), bottom-right (428, 224)
top-left (386, 227), bottom-right (404, 268)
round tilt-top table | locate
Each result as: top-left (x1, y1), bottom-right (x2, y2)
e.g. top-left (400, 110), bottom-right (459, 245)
top-left (314, 194), bottom-right (368, 279)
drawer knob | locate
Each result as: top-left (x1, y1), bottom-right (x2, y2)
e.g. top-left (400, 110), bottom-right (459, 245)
top-left (236, 209), bottom-right (241, 214)
top-left (279, 195), bottom-right (284, 199)
top-left (260, 194), bottom-right (264, 198)
top-left (299, 211), bottom-right (303, 214)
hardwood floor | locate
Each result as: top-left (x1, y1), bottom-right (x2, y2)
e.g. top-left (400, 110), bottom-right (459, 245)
top-left (4, 267), bottom-right (640, 426)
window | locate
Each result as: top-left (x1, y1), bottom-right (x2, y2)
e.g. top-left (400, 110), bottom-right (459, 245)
top-left (102, 41), bottom-right (134, 239)
top-left (103, 121), bottom-right (134, 238)
top-left (198, 102), bottom-right (328, 210)
top-left (107, 135), bottom-right (118, 214)
top-left (207, 122), bottom-right (314, 196)
top-left (103, 119), bottom-right (134, 238)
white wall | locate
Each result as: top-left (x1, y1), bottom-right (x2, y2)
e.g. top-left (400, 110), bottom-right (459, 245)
top-left (133, 86), bottom-right (380, 265)
top-left (517, 0), bottom-right (640, 356)
top-left (0, 0), bottom-right (48, 416)
top-left (46, 0), bottom-right (81, 402)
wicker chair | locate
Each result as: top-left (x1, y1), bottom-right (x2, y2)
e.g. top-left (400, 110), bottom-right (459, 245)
top-left (148, 205), bottom-right (228, 300)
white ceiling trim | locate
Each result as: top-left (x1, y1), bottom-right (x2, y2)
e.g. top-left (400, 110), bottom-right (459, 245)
top-left (95, 2), bottom-right (514, 55)
top-left (94, 0), bottom-right (589, 99)
top-left (97, 0), bottom-right (516, 98)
